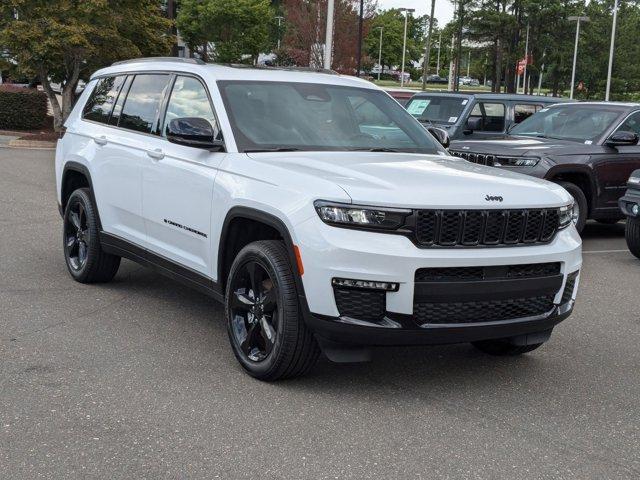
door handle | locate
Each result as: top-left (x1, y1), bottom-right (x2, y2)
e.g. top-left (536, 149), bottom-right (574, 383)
top-left (147, 149), bottom-right (165, 160)
top-left (93, 135), bottom-right (108, 146)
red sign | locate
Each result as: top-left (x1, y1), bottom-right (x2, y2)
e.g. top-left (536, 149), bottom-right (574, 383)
top-left (517, 55), bottom-right (533, 75)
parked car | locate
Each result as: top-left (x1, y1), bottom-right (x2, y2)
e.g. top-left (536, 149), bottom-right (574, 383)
top-left (405, 92), bottom-right (567, 140)
top-left (619, 169), bottom-right (640, 258)
top-left (55, 58), bottom-right (581, 380)
top-left (449, 102), bottom-right (640, 232)
top-left (426, 74), bottom-right (448, 84)
top-left (458, 76), bottom-right (480, 87)
top-left (383, 87), bottom-right (416, 106)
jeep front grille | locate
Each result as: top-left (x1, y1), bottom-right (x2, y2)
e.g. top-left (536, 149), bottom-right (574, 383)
top-left (450, 151), bottom-right (496, 166)
top-left (415, 209), bottom-right (560, 247)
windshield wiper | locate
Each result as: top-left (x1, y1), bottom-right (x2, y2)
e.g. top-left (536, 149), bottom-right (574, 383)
top-left (351, 147), bottom-right (400, 152)
top-left (244, 147), bottom-right (302, 153)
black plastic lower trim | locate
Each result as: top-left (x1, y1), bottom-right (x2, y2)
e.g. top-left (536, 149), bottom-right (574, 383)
top-left (305, 306), bottom-right (573, 347)
top-left (100, 232), bottom-right (224, 302)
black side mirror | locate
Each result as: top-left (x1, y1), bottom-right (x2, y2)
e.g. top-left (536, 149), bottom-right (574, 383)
top-left (428, 127), bottom-right (450, 149)
top-left (167, 117), bottom-right (225, 151)
top-left (464, 117), bottom-right (482, 134)
top-left (606, 130), bottom-right (639, 147)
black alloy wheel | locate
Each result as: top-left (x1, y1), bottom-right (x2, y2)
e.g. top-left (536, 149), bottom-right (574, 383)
top-left (229, 260), bottom-right (279, 362)
top-left (62, 188), bottom-right (120, 283)
top-left (225, 240), bottom-right (320, 380)
top-left (64, 200), bottom-right (90, 271)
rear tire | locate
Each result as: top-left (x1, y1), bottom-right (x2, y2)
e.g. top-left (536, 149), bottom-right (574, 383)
top-left (556, 181), bottom-right (587, 234)
top-left (225, 240), bottom-right (320, 381)
top-left (472, 339), bottom-right (544, 356)
top-left (63, 188), bottom-right (120, 283)
top-left (626, 217), bottom-right (640, 259)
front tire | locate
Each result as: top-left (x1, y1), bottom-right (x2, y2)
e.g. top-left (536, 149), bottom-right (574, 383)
top-left (626, 217), bottom-right (640, 259)
top-left (556, 181), bottom-right (588, 234)
top-left (225, 240), bottom-right (320, 381)
top-left (472, 339), bottom-right (544, 356)
top-left (63, 188), bottom-right (120, 283)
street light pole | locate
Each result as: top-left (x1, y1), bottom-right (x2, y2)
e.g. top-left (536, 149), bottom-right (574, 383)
top-left (377, 27), bottom-right (384, 81)
top-left (605, 0), bottom-right (619, 101)
top-left (356, 0), bottom-right (364, 77)
top-left (568, 16), bottom-right (589, 100)
top-left (324, 0), bottom-right (335, 70)
top-left (521, 23), bottom-right (530, 94)
top-left (275, 16), bottom-right (284, 50)
top-left (399, 8), bottom-right (415, 88)
top-left (421, 0), bottom-right (436, 91)
top-left (436, 33), bottom-right (442, 74)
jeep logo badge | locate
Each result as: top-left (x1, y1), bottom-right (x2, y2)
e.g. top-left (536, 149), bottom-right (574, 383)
top-left (485, 195), bottom-right (504, 202)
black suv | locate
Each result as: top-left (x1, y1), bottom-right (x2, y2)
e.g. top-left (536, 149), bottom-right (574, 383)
top-left (449, 102), bottom-right (640, 232)
top-left (620, 170), bottom-right (640, 258)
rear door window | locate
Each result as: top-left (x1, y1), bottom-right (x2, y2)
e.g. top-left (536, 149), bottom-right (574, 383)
top-left (119, 74), bottom-right (171, 134)
top-left (514, 104), bottom-right (543, 124)
top-left (82, 76), bottom-right (127, 124)
top-left (469, 102), bottom-right (506, 132)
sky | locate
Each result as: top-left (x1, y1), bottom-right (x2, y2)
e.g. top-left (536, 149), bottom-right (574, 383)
top-left (377, 0), bottom-right (456, 26)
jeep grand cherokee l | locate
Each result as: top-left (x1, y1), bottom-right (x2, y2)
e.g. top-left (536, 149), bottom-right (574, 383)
top-left (450, 102), bottom-right (640, 232)
top-left (55, 58), bottom-right (582, 380)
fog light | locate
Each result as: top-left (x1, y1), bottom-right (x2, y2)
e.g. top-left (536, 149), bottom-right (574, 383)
top-left (632, 204), bottom-right (640, 216)
top-left (332, 278), bottom-right (399, 292)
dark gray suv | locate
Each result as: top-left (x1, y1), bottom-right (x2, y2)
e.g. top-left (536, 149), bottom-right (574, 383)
top-left (405, 92), bottom-right (567, 140)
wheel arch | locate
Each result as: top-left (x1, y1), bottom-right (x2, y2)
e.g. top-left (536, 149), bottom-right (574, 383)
top-left (545, 165), bottom-right (597, 215)
top-left (218, 207), bottom-right (305, 300)
top-left (61, 161), bottom-right (102, 229)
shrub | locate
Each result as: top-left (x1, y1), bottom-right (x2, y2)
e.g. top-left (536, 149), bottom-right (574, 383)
top-left (0, 86), bottom-right (49, 130)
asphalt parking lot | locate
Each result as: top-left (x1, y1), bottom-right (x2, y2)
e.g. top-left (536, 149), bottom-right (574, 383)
top-left (1, 147), bottom-right (639, 479)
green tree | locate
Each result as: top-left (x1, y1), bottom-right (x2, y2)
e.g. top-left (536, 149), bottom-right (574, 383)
top-left (177, 0), bottom-right (274, 64)
top-left (364, 9), bottom-right (421, 74)
top-left (0, 0), bottom-right (173, 130)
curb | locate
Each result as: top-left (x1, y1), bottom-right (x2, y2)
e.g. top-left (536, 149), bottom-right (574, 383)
top-left (8, 139), bottom-right (56, 149)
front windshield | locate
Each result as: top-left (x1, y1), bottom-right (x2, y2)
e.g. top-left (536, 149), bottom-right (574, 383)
top-left (217, 81), bottom-right (442, 154)
top-left (510, 105), bottom-right (622, 142)
top-left (405, 95), bottom-right (469, 124)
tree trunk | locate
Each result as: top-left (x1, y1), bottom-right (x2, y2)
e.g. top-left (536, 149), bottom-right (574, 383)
top-left (493, 39), bottom-right (501, 93)
top-left (37, 66), bottom-right (64, 131)
top-left (61, 59), bottom-right (81, 127)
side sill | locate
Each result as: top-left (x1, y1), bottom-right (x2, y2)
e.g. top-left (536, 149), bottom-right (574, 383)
top-left (100, 232), bottom-right (224, 303)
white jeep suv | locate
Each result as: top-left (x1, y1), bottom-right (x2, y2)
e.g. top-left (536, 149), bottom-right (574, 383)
top-left (55, 58), bottom-right (582, 380)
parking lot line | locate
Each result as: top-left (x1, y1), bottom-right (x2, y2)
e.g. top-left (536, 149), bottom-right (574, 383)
top-left (582, 249), bottom-right (629, 254)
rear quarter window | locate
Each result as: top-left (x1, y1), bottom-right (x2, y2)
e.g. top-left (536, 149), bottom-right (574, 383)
top-left (82, 76), bottom-right (127, 124)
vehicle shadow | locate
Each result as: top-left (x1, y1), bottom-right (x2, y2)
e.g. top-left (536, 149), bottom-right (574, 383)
top-left (581, 220), bottom-right (626, 239)
top-left (110, 264), bottom-right (561, 395)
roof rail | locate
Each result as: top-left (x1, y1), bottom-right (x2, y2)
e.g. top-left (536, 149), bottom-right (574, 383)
top-left (225, 64), bottom-right (338, 75)
top-left (111, 57), bottom-right (205, 66)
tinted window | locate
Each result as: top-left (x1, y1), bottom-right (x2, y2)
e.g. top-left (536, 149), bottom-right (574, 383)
top-left (406, 96), bottom-right (468, 124)
top-left (617, 111), bottom-right (640, 136)
top-left (83, 76), bottom-right (126, 123)
top-left (469, 102), bottom-right (505, 132)
top-left (511, 106), bottom-right (622, 142)
top-left (119, 74), bottom-right (171, 134)
top-left (514, 104), bottom-right (543, 124)
top-left (109, 75), bottom-right (133, 126)
top-left (218, 81), bottom-right (442, 154)
top-left (163, 76), bottom-right (219, 137)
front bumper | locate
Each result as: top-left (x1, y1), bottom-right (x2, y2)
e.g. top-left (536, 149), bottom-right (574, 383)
top-left (295, 216), bottom-right (582, 346)
top-left (619, 190), bottom-right (640, 217)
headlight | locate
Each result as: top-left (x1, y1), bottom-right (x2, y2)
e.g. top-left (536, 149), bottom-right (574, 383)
top-left (558, 203), bottom-right (575, 229)
top-left (493, 156), bottom-right (540, 167)
top-left (314, 201), bottom-right (410, 230)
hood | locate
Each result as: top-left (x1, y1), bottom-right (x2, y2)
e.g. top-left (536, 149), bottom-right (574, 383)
top-left (246, 151), bottom-right (572, 209)
top-left (450, 135), bottom-right (598, 157)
